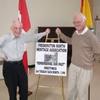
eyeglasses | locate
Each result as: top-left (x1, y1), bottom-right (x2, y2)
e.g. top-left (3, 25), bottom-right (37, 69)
top-left (14, 27), bottom-right (22, 30)
top-left (73, 21), bottom-right (82, 24)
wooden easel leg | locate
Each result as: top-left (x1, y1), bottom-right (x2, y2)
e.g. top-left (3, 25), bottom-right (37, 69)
top-left (35, 75), bottom-right (40, 100)
top-left (61, 77), bottom-right (65, 100)
top-left (88, 85), bottom-right (90, 100)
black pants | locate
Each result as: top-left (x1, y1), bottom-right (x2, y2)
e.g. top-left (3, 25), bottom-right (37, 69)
top-left (3, 61), bottom-right (28, 100)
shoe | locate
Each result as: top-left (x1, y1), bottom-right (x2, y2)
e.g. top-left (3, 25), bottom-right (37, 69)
top-left (18, 90), bottom-right (32, 96)
top-left (28, 91), bottom-right (33, 96)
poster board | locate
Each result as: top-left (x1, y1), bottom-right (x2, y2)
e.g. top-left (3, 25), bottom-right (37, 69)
top-left (0, 61), bottom-right (3, 79)
top-left (35, 42), bottom-right (68, 76)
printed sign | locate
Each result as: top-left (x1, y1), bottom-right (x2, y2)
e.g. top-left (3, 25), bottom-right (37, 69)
top-left (35, 42), bottom-right (68, 76)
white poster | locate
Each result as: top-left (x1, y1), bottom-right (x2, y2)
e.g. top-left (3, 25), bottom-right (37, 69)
top-left (35, 42), bottom-right (68, 76)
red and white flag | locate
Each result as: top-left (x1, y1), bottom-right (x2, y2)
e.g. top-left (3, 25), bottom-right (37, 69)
top-left (18, 0), bottom-right (31, 73)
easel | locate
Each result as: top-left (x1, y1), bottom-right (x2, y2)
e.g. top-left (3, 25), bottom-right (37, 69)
top-left (35, 33), bottom-right (65, 100)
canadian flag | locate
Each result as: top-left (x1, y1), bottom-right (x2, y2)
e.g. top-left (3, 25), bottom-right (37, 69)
top-left (18, 0), bottom-right (31, 73)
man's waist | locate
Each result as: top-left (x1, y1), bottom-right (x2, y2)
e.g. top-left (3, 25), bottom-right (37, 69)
top-left (71, 60), bottom-right (93, 70)
top-left (4, 60), bottom-right (22, 64)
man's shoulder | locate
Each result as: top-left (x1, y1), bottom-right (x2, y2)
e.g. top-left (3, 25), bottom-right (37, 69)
top-left (85, 30), bottom-right (99, 42)
top-left (0, 33), bottom-right (10, 38)
top-left (86, 30), bottom-right (96, 37)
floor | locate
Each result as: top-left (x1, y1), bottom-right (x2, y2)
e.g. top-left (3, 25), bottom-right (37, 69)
top-left (0, 62), bottom-right (100, 100)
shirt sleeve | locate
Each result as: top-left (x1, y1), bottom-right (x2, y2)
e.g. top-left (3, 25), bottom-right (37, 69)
top-left (22, 32), bottom-right (47, 43)
top-left (0, 49), bottom-right (6, 60)
top-left (90, 33), bottom-right (100, 54)
top-left (89, 32), bottom-right (100, 62)
top-left (0, 34), bottom-right (7, 47)
top-left (0, 34), bottom-right (8, 60)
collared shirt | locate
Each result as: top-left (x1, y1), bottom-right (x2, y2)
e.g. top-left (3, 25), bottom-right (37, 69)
top-left (0, 32), bottom-right (46, 61)
top-left (76, 26), bottom-right (88, 35)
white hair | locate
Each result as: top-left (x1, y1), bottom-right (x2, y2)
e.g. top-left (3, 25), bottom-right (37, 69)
top-left (80, 13), bottom-right (86, 22)
top-left (74, 12), bottom-right (87, 22)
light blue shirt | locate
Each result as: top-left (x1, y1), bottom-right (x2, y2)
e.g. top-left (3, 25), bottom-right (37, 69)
top-left (0, 32), bottom-right (46, 61)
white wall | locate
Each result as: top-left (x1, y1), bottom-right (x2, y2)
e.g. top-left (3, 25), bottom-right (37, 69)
top-left (93, 0), bottom-right (100, 18)
top-left (0, 0), bottom-right (80, 65)
top-left (93, 0), bottom-right (100, 39)
top-left (28, 0), bottom-right (80, 27)
top-left (0, 0), bottom-right (18, 36)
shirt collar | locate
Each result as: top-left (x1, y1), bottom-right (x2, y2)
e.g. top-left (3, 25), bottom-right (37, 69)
top-left (76, 26), bottom-right (89, 35)
top-left (10, 32), bottom-right (22, 39)
top-left (10, 32), bottom-right (15, 39)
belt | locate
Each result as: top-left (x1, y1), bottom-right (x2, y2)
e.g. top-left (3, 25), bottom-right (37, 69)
top-left (4, 60), bottom-right (22, 64)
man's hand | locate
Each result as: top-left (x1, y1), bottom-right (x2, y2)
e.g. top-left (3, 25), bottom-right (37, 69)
top-left (55, 28), bottom-right (62, 35)
top-left (45, 28), bottom-right (51, 34)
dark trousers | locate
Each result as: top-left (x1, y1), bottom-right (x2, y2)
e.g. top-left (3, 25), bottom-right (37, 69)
top-left (3, 61), bottom-right (28, 100)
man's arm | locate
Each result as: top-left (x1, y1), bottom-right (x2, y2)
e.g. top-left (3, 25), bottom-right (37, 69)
top-left (90, 32), bottom-right (100, 61)
top-left (55, 28), bottom-right (72, 44)
top-left (0, 34), bottom-right (7, 47)
top-left (0, 34), bottom-right (8, 60)
top-left (23, 28), bottom-right (50, 42)
top-left (0, 50), bottom-right (7, 61)
top-left (35, 28), bottom-right (50, 40)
